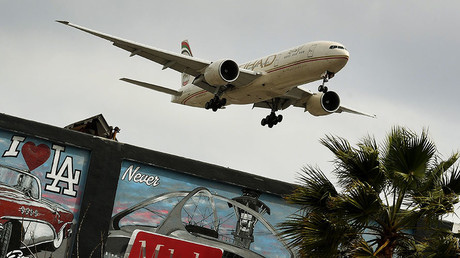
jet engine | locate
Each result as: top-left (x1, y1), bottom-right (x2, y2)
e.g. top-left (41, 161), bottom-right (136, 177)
top-left (203, 59), bottom-right (240, 86)
top-left (306, 91), bottom-right (340, 116)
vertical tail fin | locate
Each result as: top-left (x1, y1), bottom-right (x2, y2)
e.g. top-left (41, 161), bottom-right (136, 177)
top-left (181, 40), bottom-right (193, 87)
top-left (181, 40), bottom-right (193, 57)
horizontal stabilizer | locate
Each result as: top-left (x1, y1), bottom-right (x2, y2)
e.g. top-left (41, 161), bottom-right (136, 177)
top-left (120, 78), bottom-right (181, 96)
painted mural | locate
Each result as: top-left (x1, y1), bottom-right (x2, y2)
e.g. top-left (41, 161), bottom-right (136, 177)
top-left (104, 160), bottom-right (298, 258)
top-left (0, 129), bottom-right (90, 258)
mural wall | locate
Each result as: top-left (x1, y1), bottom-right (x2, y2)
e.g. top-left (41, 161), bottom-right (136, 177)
top-left (0, 113), bottom-right (299, 257)
top-left (0, 129), bottom-right (90, 258)
top-left (104, 160), bottom-right (298, 258)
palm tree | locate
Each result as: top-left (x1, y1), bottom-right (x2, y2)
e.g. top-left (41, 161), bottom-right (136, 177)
top-left (279, 127), bottom-right (460, 257)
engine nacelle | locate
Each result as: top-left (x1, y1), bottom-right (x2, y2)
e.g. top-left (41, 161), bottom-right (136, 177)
top-left (203, 59), bottom-right (240, 86)
top-left (306, 91), bottom-right (340, 116)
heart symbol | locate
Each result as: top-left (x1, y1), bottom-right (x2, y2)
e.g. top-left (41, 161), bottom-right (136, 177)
top-left (22, 142), bottom-right (51, 171)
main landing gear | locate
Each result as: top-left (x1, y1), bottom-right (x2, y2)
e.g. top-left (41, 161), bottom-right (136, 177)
top-left (205, 96), bottom-right (227, 112)
top-left (261, 112), bottom-right (283, 128)
top-left (205, 86), bottom-right (228, 112)
top-left (261, 98), bottom-right (284, 128)
top-left (318, 71), bottom-right (335, 92)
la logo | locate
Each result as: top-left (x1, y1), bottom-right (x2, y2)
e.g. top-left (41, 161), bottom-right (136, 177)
top-left (2, 136), bottom-right (81, 197)
top-left (45, 144), bottom-right (81, 197)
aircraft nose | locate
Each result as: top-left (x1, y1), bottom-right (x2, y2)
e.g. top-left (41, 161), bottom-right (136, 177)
top-left (328, 45), bottom-right (349, 59)
top-left (342, 48), bottom-right (349, 59)
top-left (342, 48), bottom-right (350, 60)
top-left (325, 43), bottom-right (349, 72)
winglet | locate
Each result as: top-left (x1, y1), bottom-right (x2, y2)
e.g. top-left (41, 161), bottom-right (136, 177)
top-left (56, 20), bottom-right (70, 25)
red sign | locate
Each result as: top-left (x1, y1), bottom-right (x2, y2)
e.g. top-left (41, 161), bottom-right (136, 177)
top-left (126, 230), bottom-right (223, 258)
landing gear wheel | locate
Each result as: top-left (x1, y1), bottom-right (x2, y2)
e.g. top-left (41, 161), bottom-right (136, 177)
top-left (260, 97), bottom-right (285, 128)
top-left (277, 115), bottom-right (283, 123)
top-left (319, 71), bottom-right (334, 92)
top-left (262, 112), bottom-right (283, 128)
top-left (205, 96), bottom-right (226, 112)
top-left (318, 85), bottom-right (328, 92)
top-left (261, 118), bottom-right (267, 126)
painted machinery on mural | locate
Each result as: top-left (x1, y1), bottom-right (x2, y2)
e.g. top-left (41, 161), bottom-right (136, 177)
top-left (0, 164), bottom-right (73, 256)
top-left (104, 187), bottom-right (294, 257)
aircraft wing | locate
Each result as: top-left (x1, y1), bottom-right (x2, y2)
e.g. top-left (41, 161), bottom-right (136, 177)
top-left (335, 105), bottom-right (376, 118)
top-left (57, 21), bottom-right (260, 87)
top-left (120, 78), bottom-right (181, 96)
top-left (254, 87), bottom-right (376, 118)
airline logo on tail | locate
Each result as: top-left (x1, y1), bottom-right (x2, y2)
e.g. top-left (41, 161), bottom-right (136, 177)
top-left (181, 40), bottom-right (192, 56)
top-left (181, 40), bottom-right (192, 86)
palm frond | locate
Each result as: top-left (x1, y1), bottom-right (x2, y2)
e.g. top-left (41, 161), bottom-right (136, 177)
top-left (394, 237), bottom-right (419, 257)
top-left (286, 165), bottom-right (337, 213)
top-left (442, 159), bottom-right (460, 194)
top-left (350, 238), bottom-right (376, 258)
top-left (417, 234), bottom-right (460, 257)
top-left (383, 127), bottom-right (436, 190)
top-left (278, 212), bottom-right (360, 257)
top-left (335, 181), bottom-right (383, 226)
top-left (321, 134), bottom-right (384, 192)
top-left (425, 153), bottom-right (459, 191)
top-left (412, 189), bottom-right (458, 217)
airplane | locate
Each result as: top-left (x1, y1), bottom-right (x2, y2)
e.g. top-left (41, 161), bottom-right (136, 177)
top-left (57, 20), bottom-right (375, 128)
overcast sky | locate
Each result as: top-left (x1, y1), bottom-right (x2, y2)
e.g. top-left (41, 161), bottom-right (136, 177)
top-left (2, 1), bottom-right (460, 193)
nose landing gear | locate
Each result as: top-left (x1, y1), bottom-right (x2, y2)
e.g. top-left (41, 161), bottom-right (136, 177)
top-left (318, 71), bottom-right (335, 92)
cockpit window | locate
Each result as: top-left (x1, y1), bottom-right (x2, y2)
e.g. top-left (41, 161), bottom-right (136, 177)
top-left (329, 45), bottom-right (346, 50)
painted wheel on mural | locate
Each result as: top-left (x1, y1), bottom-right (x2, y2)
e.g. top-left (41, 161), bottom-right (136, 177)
top-left (0, 221), bottom-right (20, 257)
top-left (180, 191), bottom-right (219, 237)
top-left (52, 228), bottom-right (64, 250)
top-left (44, 227), bottom-right (64, 251)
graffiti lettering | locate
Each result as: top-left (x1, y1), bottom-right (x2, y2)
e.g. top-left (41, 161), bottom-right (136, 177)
top-left (122, 165), bottom-right (160, 187)
top-left (6, 250), bottom-right (25, 258)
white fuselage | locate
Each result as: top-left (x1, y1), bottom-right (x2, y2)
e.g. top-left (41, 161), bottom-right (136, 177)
top-left (173, 41), bottom-right (349, 107)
